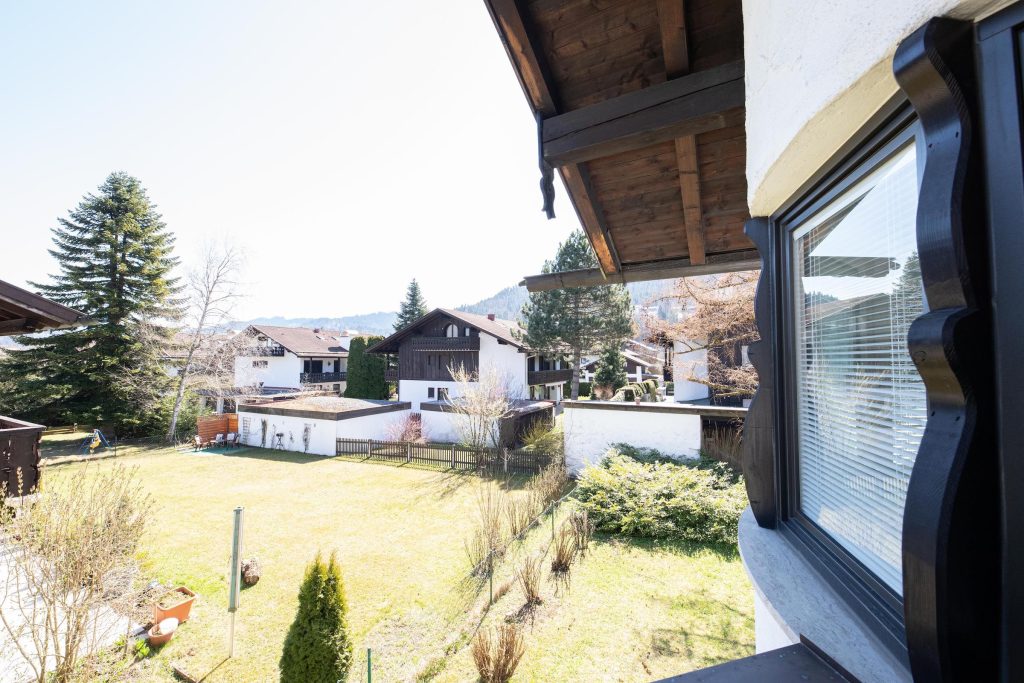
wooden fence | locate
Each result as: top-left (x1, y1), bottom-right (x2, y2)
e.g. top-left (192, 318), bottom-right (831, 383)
top-left (196, 414), bottom-right (239, 443)
top-left (335, 438), bottom-right (553, 474)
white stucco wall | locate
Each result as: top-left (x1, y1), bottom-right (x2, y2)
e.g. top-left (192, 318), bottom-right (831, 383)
top-left (743, 0), bottom-right (1009, 216)
top-left (673, 346), bottom-right (710, 402)
top-left (479, 335), bottom-right (528, 398)
top-left (335, 409), bottom-right (412, 441)
top-left (399, 380), bottom-right (464, 411)
top-left (237, 407), bottom-right (412, 455)
top-left (562, 402), bottom-right (702, 474)
top-left (234, 352), bottom-right (302, 389)
top-left (237, 411), bottom-right (338, 455)
top-left (420, 410), bottom-right (460, 444)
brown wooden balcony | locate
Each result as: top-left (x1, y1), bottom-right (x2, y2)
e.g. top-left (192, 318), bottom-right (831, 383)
top-left (409, 336), bottom-right (480, 351)
top-left (384, 368), bottom-right (398, 382)
top-left (528, 369), bottom-right (574, 385)
top-left (0, 416), bottom-right (44, 497)
top-left (300, 371), bottom-right (347, 384)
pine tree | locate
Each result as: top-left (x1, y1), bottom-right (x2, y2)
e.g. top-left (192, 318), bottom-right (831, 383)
top-left (594, 345), bottom-right (628, 393)
top-left (394, 279), bottom-right (428, 331)
top-left (0, 173), bottom-right (182, 430)
top-left (343, 336), bottom-right (388, 399)
top-left (280, 551), bottom-right (353, 683)
top-left (520, 230), bottom-right (633, 399)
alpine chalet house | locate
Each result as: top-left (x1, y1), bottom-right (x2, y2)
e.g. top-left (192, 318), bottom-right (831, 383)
top-left (366, 308), bottom-right (571, 409)
top-left (484, 0), bottom-right (1019, 680)
top-left (233, 325), bottom-right (350, 394)
top-left (0, 280), bottom-right (85, 497)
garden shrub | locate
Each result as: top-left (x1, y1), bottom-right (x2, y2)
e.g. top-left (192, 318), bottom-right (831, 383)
top-left (573, 446), bottom-right (747, 545)
top-left (280, 551), bottom-right (353, 683)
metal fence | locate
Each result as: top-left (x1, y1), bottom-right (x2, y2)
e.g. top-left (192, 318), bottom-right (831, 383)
top-left (335, 438), bottom-right (552, 474)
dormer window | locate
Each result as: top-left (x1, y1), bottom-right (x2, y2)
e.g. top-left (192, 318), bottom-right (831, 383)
top-left (445, 323), bottom-right (459, 338)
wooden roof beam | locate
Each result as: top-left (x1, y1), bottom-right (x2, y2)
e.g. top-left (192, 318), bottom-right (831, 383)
top-left (560, 164), bottom-right (621, 273)
top-left (658, 0), bottom-right (707, 265)
top-left (541, 61), bottom-right (743, 166)
top-left (520, 250), bottom-right (760, 292)
top-left (483, 0), bottom-right (558, 115)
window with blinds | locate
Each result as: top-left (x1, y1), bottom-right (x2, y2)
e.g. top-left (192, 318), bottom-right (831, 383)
top-left (791, 142), bottom-right (926, 595)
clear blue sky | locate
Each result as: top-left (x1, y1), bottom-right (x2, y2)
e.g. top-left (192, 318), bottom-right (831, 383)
top-left (0, 1), bottom-right (582, 319)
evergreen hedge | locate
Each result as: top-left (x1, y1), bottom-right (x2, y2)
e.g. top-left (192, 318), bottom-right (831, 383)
top-left (573, 445), bottom-right (747, 545)
top-left (280, 551), bottom-right (353, 683)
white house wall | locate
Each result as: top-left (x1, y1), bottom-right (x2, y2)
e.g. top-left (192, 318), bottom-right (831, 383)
top-left (743, 0), bottom-right (1007, 216)
top-left (234, 353), bottom-right (302, 389)
top-left (479, 335), bottom-right (528, 399)
top-left (400, 380), bottom-right (464, 412)
top-left (562, 403), bottom-right (701, 474)
top-left (673, 346), bottom-right (710, 402)
top-left (335, 409), bottom-right (412, 441)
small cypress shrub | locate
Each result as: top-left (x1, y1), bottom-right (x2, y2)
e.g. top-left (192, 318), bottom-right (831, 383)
top-left (280, 551), bottom-right (353, 683)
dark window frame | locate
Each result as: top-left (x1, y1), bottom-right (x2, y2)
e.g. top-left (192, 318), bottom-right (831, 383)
top-left (427, 387), bottom-right (435, 399)
top-left (770, 100), bottom-right (921, 657)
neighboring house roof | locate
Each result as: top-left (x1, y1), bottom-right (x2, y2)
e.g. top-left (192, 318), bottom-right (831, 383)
top-left (366, 308), bottom-right (528, 354)
top-left (0, 280), bottom-right (87, 336)
top-left (245, 324), bottom-right (349, 358)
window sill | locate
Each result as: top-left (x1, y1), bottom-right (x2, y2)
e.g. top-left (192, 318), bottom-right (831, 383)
top-left (737, 508), bottom-right (911, 683)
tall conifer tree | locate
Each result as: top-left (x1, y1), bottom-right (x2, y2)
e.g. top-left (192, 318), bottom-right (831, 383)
top-left (520, 230), bottom-right (633, 399)
top-left (394, 279), bottom-right (428, 331)
top-left (0, 173), bottom-right (182, 430)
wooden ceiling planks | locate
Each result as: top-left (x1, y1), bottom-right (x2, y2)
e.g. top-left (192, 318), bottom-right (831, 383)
top-left (484, 0), bottom-right (751, 286)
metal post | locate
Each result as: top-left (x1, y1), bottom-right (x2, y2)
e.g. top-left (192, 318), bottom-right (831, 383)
top-left (406, 442), bottom-right (411, 464)
top-left (228, 506), bottom-right (244, 658)
top-left (367, 648), bottom-right (372, 683)
top-left (551, 502), bottom-right (556, 539)
top-left (489, 550), bottom-right (494, 605)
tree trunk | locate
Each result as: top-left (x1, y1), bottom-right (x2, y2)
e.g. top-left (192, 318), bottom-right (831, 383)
top-left (571, 350), bottom-right (582, 400)
top-left (167, 307), bottom-right (208, 441)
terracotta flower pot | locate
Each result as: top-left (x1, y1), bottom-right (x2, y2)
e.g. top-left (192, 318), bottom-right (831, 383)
top-left (153, 586), bottom-right (196, 625)
top-left (147, 617), bottom-right (179, 646)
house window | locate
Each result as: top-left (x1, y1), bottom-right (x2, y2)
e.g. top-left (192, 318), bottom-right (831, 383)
top-left (445, 323), bottom-right (459, 337)
top-left (428, 387), bottom-right (435, 399)
top-left (438, 387), bottom-right (448, 401)
top-left (782, 115), bottom-right (926, 601)
top-left (252, 360), bottom-right (268, 368)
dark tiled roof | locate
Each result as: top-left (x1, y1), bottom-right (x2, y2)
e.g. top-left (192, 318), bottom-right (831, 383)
top-left (247, 325), bottom-right (349, 357)
top-left (366, 308), bottom-right (527, 354)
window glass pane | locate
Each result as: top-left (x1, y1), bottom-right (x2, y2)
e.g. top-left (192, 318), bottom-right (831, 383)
top-left (792, 142), bottom-right (925, 594)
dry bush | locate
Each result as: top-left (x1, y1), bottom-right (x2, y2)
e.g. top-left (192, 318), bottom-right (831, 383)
top-left (527, 462), bottom-right (568, 509)
top-left (384, 412), bottom-right (426, 443)
top-left (702, 421), bottom-right (744, 470)
top-left (472, 623), bottom-right (526, 683)
top-left (550, 525), bottom-right (576, 574)
top-left (505, 494), bottom-right (536, 539)
top-left (515, 554), bottom-right (543, 606)
top-left (568, 509), bottom-right (595, 558)
top-left (465, 484), bottom-right (508, 573)
top-left (492, 578), bottom-right (514, 603)
top-left (0, 465), bottom-right (151, 683)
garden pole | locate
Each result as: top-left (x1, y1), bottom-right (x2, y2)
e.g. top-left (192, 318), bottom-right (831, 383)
top-left (367, 648), bottom-right (372, 683)
top-left (489, 550), bottom-right (494, 605)
top-left (228, 506), bottom-right (244, 658)
top-left (551, 502), bottom-right (555, 539)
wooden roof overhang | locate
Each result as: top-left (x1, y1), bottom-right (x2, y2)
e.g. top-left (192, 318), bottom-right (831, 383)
top-left (483, 0), bottom-right (756, 291)
top-left (0, 280), bottom-right (86, 335)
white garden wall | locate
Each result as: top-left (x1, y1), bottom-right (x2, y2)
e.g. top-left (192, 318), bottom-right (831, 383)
top-left (237, 411), bottom-right (338, 455)
top-left (673, 347), bottom-right (710, 403)
top-left (562, 401), bottom-right (704, 474)
top-left (420, 409), bottom-right (461, 444)
top-left (335, 409), bottom-right (412, 440)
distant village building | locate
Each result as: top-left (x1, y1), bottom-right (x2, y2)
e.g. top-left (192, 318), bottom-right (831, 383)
top-left (233, 325), bottom-right (352, 395)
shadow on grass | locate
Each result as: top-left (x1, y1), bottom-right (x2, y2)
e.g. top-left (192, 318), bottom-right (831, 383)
top-left (591, 533), bottom-right (740, 561)
top-left (198, 447), bottom-right (322, 465)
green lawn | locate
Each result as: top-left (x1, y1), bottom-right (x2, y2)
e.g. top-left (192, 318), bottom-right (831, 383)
top-left (44, 444), bottom-right (753, 682)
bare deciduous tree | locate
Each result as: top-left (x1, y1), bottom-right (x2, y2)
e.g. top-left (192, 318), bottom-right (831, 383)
top-left (167, 241), bottom-right (245, 440)
top-left (0, 466), bottom-right (151, 683)
top-left (644, 271), bottom-right (759, 399)
top-left (445, 364), bottom-right (522, 452)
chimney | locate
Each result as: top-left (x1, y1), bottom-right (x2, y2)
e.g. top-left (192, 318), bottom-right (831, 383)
top-left (487, 313), bottom-right (496, 321)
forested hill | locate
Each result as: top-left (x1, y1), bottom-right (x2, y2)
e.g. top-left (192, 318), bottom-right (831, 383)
top-left (456, 280), bottom-right (674, 321)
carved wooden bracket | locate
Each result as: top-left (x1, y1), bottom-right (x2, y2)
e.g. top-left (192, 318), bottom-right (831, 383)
top-left (894, 17), bottom-right (997, 681)
top-left (741, 217), bottom-right (777, 529)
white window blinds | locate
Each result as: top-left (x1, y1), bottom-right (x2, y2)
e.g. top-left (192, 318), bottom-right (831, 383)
top-left (792, 143), bottom-right (926, 594)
